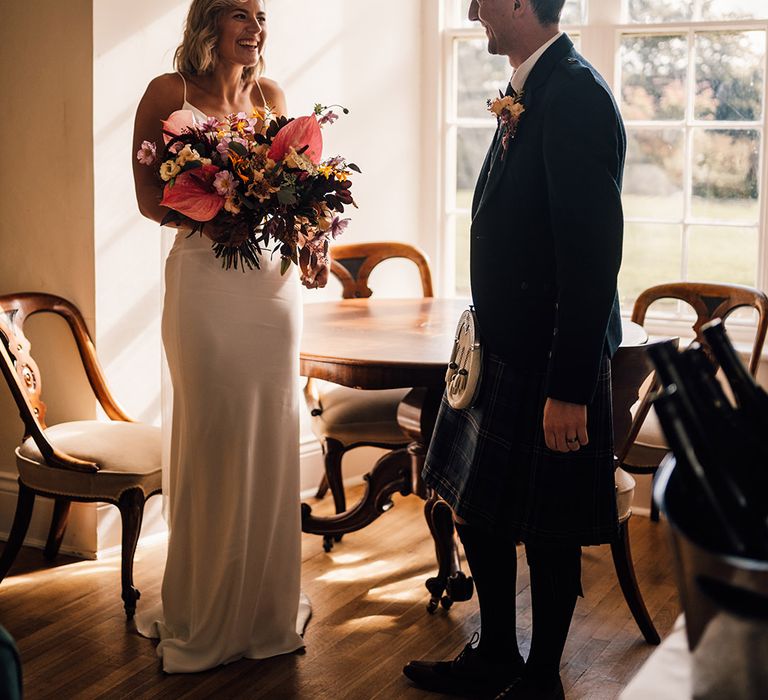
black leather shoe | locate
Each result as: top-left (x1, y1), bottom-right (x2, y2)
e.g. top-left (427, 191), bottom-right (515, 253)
top-left (403, 633), bottom-right (523, 698)
top-left (494, 673), bottom-right (565, 699)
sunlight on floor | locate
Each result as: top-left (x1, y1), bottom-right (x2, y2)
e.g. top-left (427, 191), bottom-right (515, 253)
top-left (367, 574), bottom-right (428, 603)
top-left (328, 551), bottom-right (368, 565)
top-left (316, 559), bottom-right (399, 582)
top-left (334, 614), bottom-right (399, 633)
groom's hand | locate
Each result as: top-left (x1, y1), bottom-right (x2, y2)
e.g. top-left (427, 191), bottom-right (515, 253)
top-left (543, 398), bottom-right (588, 453)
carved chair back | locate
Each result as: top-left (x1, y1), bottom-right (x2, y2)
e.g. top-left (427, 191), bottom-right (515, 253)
top-left (0, 292), bottom-right (130, 472)
top-left (631, 282), bottom-right (768, 375)
top-left (330, 242), bottom-right (434, 299)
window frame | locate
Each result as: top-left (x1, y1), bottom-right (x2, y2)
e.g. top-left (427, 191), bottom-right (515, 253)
top-left (436, 0), bottom-right (768, 346)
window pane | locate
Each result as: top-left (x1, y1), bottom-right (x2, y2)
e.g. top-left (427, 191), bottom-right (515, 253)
top-left (455, 0), bottom-right (472, 27)
top-left (691, 129), bottom-right (760, 221)
top-left (561, 0), bottom-right (584, 25)
top-left (623, 128), bottom-right (685, 219)
top-left (456, 39), bottom-right (511, 119)
top-left (457, 127), bottom-right (495, 206)
top-left (621, 35), bottom-right (688, 120)
top-left (455, 212), bottom-right (471, 296)
top-left (701, 0), bottom-right (768, 21)
top-left (627, 0), bottom-right (692, 23)
top-left (687, 225), bottom-right (758, 286)
top-left (619, 223), bottom-right (682, 311)
top-left (454, 0), bottom-right (584, 26)
top-left (695, 31), bottom-right (765, 121)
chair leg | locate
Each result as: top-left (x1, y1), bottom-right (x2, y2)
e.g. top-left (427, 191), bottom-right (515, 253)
top-left (324, 439), bottom-right (347, 516)
top-left (44, 498), bottom-right (72, 561)
top-left (315, 473), bottom-right (330, 500)
top-left (118, 488), bottom-right (145, 620)
top-left (0, 482), bottom-right (35, 582)
top-left (611, 518), bottom-right (660, 645)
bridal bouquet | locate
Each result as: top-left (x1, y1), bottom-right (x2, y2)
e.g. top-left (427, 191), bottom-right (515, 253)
top-left (136, 104), bottom-right (359, 282)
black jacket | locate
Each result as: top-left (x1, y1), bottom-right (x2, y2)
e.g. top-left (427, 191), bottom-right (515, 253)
top-left (470, 34), bottom-right (625, 405)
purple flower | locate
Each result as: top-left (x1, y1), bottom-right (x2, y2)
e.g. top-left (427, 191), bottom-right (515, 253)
top-left (213, 170), bottom-right (238, 196)
top-left (318, 110), bottom-right (339, 126)
top-left (136, 140), bottom-right (157, 165)
top-left (200, 116), bottom-right (221, 131)
top-left (329, 216), bottom-right (351, 239)
top-left (216, 138), bottom-right (232, 156)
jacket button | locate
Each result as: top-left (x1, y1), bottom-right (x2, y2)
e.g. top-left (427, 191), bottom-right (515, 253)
top-left (520, 281), bottom-right (529, 290)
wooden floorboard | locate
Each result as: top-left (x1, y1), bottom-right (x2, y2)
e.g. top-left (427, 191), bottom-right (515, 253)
top-left (0, 490), bottom-right (680, 699)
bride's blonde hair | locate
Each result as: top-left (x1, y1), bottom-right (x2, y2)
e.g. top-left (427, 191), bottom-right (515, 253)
top-left (174, 0), bottom-right (265, 83)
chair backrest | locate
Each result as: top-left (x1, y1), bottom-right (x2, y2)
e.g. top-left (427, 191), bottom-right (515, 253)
top-left (330, 242), bottom-right (434, 299)
top-left (0, 292), bottom-right (129, 472)
top-left (631, 282), bottom-right (768, 376)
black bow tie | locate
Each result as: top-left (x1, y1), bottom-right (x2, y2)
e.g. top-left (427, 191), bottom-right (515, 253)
top-left (505, 82), bottom-right (517, 98)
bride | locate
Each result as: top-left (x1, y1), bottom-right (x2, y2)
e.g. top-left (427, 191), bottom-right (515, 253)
top-left (131, 0), bottom-right (317, 673)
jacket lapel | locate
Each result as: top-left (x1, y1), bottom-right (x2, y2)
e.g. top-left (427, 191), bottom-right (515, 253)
top-left (471, 125), bottom-right (502, 217)
top-left (474, 34), bottom-right (575, 216)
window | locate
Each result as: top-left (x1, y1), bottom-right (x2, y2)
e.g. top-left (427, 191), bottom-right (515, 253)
top-left (440, 0), bottom-right (768, 329)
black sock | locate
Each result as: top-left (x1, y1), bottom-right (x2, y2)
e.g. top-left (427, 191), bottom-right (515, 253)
top-left (524, 542), bottom-right (582, 680)
top-left (455, 521), bottom-right (523, 666)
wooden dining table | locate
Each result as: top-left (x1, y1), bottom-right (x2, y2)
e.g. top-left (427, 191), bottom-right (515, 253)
top-left (300, 297), bottom-right (649, 612)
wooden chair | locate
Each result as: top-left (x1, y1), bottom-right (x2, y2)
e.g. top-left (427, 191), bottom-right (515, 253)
top-left (304, 242), bottom-right (433, 550)
top-left (0, 293), bottom-right (161, 618)
top-left (620, 282), bottom-right (768, 520)
top-left (610, 338), bottom-right (678, 645)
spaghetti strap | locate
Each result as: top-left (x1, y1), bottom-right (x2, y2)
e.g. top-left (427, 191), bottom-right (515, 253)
top-left (255, 79), bottom-right (268, 110)
top-left (177, 72), bottom-right (188, 105)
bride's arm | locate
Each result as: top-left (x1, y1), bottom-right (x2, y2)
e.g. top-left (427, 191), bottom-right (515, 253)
top-left (132, 73), bottom-right (186, 226)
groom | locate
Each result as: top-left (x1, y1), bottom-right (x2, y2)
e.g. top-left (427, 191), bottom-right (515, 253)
top-left (405, 1), bottom-right (625, 699)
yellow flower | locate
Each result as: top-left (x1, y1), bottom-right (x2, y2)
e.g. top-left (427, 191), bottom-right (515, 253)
top-left (489, 95), bottom-right (514, 117)
top-left (159, 160), bottom-right (181, 181)
top-left (224, 196), bottom-right (241, 215)
top-left (318, 164), bottom-right (334, 179)
top-left (284, 147), bottom-right (317, 174)
top-left (176, 144), bottom-right (202, 166)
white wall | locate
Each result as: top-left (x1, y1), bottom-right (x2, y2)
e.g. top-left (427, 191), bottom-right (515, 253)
top-left (0, 0), bottom-right (433, 557)
top-left (0, 0), bottom-right (99, 557)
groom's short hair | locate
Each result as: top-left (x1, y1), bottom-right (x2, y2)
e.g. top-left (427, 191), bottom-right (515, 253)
top-left (529, 0), bottom-right (566, 25)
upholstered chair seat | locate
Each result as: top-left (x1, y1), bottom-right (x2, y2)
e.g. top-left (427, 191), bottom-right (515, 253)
top-left (309, 382), bottom-right (409, 446)
top-left (17, 420), bottom-right (161, 500)
top-left (615, 467), bottom-right (636, 523)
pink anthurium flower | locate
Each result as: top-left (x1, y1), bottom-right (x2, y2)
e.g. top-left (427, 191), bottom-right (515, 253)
top-left (268, 116), bottom-right (323, 164)
top-left (161, 109), bottom-right (196, 145)
top-left (161, 164), bottom-right (224, 221)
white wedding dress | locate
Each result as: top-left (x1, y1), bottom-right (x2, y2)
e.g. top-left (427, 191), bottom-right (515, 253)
top-left (136, 88), bottom-right (309, 673)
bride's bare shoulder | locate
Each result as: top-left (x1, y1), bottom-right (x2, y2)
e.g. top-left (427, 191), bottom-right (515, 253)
top-left (255, 76), bottom-right (287, 114)
top-left (139, 72), bottom-right (186, 115)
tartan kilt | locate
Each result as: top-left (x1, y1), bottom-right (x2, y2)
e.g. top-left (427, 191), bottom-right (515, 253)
top-left (422, 352), bottom-right (619, 546)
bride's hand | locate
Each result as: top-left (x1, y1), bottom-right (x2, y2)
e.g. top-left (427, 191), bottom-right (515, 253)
top-left (301, 260), bottom-right (330, 289)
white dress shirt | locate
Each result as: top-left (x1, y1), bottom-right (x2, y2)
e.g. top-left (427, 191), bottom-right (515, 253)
top-left (510, 31), bottom-right (564, 95)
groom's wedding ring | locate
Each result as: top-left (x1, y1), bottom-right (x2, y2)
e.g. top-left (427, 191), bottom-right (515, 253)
top-left (565, 437), bottom-right (579, 444)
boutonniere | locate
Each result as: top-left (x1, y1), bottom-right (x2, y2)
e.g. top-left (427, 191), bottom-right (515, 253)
top-left (487, 92), bottom-right (525, 154)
